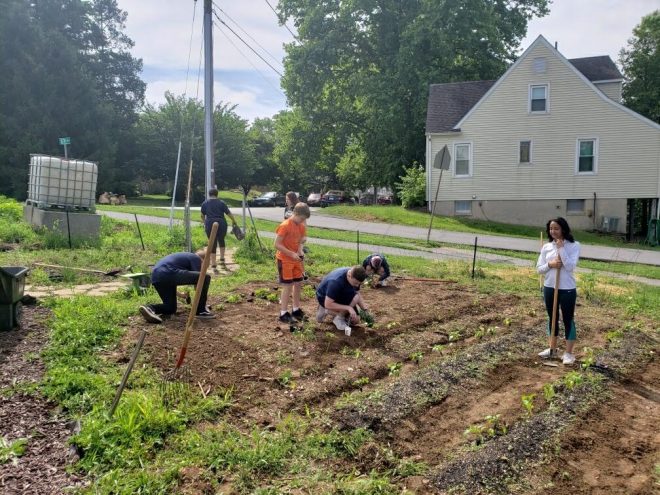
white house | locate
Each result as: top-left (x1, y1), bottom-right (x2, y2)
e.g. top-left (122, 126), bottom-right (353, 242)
top-left (425, 35), bottom-right (660, 234)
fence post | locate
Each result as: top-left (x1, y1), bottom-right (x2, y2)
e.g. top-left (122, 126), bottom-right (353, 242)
top-left (471, 236), bottom-right (478, 279)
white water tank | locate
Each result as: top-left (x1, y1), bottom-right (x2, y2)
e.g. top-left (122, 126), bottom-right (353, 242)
top-left (27, 154), bottom-right (98, 210)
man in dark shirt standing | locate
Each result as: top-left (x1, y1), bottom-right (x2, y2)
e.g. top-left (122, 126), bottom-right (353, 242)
top-left (139, 250), bottom-right (214, 323)
top-left (200, 189), bottom-right (238, 272)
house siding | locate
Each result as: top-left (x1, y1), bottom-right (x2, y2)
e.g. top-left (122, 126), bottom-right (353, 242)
top-left (427, 40), bottom-right (660, 223)
top-left (594, 81), bottom-right (622, 102)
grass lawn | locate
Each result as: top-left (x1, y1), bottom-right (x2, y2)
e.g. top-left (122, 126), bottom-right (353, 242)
top-left (125, 190), bottom-right (254, 208)
top-left (323, 205), bottom-right (657, 250)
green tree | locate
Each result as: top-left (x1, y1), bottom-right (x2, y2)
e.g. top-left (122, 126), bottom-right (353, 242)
top-left (278, 0), bottom-right (549, 190)
top-left (620, 10), bottom-right (660, 123)
top-left (0, 0), bottom-right (144, 198)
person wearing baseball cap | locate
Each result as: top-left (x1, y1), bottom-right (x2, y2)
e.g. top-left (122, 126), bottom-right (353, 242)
top-left (362, 253), bottom-right (391, 287)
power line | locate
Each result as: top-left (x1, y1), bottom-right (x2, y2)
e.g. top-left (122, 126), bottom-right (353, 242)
top-left (211, 10), bottom-right (283, 77)
top-left (263, 0), bottom-right (296, 39)
top-left (212, 19), bottom-right (287, 98)
top-left (212, 1), bottom-right (284, 70)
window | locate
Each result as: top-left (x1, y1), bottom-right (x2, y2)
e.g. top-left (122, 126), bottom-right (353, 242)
top-left (454, 143), bottom-right (472, 177)
top-left (576, 138), bottom-right (598, 174)
top-left (530, 84), bottom-right (548, 113)
top-left (567, 199), bottom-right (585, 214)
top-left (519, 140), bottom-right (532, 163)
top-left (455, 200), bottom-right (472, 215)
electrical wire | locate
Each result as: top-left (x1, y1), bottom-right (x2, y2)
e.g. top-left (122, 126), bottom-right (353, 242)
top-left (263, 0), bottom-right (297, 39)
top-left (212, 20), bottom-right (287, 98)
top-left (211, 1), bottom-right (284, 69)
top-left (211, 10), bottom-right (283, 77)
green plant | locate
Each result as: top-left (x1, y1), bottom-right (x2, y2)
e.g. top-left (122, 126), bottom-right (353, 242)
top-left (358, 308), bottom-right (374, 327)
top-left (542, 383), bottom-right (556, 402)
top-left (463, 414), bottom-right (508, 446)
top-left (431, 344), bottom-right (445, 352)
top-left (352, 377), bottom-right (370, 388)
top-left (277, 370), bottom-right (295, 388)
top-left (581, 347), bottom-right (596, 370)
top-left (409, 351), bottom-right (423, 364)
top-left (226, 293), bottom-right (242, 303)
top-left (254, 288), bottom-right (279, 302)
top-left (387, 362), bottom-right (402, 376)
top-left (521, 393), bottom-right (536, 416)
top-left (0, 436), bottom-right (28, 464)
top-left (395, 163), bottom-right (426, 208)
top-left (503, 317), bottom-right (512, 327)
top-left (448, 330), bottom-right (462, 342)
top-left (605, 329), bottom-right (624, 343)
top-left (563, 371), bottom-right (584, 390)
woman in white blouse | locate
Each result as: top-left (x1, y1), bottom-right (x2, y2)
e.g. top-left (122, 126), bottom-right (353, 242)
top-left (536, 217), bottom-right (581, 365)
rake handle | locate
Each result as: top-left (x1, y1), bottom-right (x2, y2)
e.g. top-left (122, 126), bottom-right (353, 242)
top-left (175, 222), bottom-right (218, 369)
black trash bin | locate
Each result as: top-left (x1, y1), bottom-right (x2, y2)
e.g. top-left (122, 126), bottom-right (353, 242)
top-left (0, 266), bottom-right (29, 330)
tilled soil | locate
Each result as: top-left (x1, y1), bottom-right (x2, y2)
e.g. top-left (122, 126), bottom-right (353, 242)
top-left (1, 278), bottom-right (657, 494)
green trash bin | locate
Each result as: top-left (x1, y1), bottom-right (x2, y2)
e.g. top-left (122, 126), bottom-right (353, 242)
top-left (0, 266), bottom-right (29, 330)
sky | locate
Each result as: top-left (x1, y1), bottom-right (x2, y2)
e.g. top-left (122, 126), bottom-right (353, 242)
top-left (116, 0), bottom-right (658, 123)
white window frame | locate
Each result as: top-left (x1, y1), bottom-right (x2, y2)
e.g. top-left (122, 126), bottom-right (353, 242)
top-left (453, 142), bottom-right (473, 178)
top-left (566, 199), bottom-right (585, 214)
top-left (454, 200), bottom-right (472, 215)
top-left (519, 140), bottom-right (533, 164)
top-left (575, 137), bottom-right (598, 175)
top-left (529, 84), bottom-right (549, 114)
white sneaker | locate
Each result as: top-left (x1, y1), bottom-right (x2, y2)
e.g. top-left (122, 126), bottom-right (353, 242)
top-left (316, 305), bottom-right (327, 323)
top-left (562, 352), bottom-right (576, 365)
top-left (380, 279), bottom-right (389, 287)
top-left (344, 326), bottom-right (352, 336)
top-left (538, 348), bottom-right (558, 359)
top-left (333, 315), bottom-right (349, 331)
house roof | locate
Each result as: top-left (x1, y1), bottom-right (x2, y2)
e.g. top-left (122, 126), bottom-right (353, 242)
top-left (425, 80), bottom-right (496, 133)
top-left (568, 56), bottom-right (623, 82)
top-left (427, 50), bottom-right (627, 134)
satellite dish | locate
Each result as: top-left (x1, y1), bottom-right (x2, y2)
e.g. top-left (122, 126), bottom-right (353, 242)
top-left (433, 145), bottom-right (451, 170)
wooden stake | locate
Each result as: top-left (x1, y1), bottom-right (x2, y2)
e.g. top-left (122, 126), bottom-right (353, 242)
top-left (110, 328), bottom-right (148, 416)
top-left (175, 222), bottom-right (218, 369)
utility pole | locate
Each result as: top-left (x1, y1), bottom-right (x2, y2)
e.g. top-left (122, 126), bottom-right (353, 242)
top-left (204, 0), bottom-right (214, 198)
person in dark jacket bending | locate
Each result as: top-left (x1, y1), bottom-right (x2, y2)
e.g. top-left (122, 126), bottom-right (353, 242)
top-left (139, 250), bottom-right (214, 324)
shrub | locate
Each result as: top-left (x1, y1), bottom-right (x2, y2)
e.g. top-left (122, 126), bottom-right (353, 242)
top-left (395, 163), bottom-right (426, 208)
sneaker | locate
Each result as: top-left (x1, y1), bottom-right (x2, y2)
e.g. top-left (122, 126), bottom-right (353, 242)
top-left (139, 305), bottom-right (162, 324)
top-left (316, 305), bottom-right (327, 323)
top-left (562, 352), bottom-right (576, 365)
top-left (333, 315), bottom-right (349, 331)
top-left (279, 312), bottom-right (294, 323)
top-left (291, 308), bottom-right (308, 321)
top-left (538, 348), bottom-right (558, 359)
top-left (196, 310), bottom-right (215, 319)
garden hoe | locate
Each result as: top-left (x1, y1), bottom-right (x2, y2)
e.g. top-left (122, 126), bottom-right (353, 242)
top-left (34, 262), bottom-right (125, 277)
top-left (175, 222), bottom-right (218, 369)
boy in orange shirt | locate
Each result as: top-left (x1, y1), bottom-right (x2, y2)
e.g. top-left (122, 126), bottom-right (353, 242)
top-left (274, 202), bottom-right (311, 323)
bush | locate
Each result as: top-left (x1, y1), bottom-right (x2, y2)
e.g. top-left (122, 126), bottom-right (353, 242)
top-left (395, 163), bottom-right (426, 208)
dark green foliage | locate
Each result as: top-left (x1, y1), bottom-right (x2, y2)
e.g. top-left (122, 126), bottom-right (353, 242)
top-left (620, 10), bottom-right (660, 123)
top-left (0, 0), bottom-right (145, 197)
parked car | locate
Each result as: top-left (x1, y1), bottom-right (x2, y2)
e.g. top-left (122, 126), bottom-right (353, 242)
top-left (358, 193), bottom-right (376, 205)
top-left (248, 191), bottom-right (286, 207)
top-left (320, 190), bottom-right (350, 207)
top-left (306, 192), bottom-right (322, 206)
top-left (377, 194), bottom-right (393, 205)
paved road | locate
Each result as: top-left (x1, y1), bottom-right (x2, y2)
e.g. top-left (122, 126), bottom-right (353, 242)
top-left (99, 209), bottom-right (660, 287)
